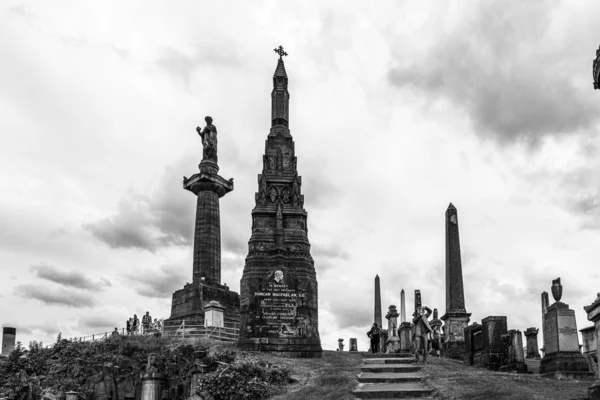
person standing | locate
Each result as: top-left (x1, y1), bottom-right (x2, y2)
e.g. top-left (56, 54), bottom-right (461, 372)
top-left (111, 328), bottom-right (119, 338)
top-left (142, 311), bottom-right (152, 334)
top-left (412, 306), bottom-right (433, 364)
top-left (132, 314), bottom-right (140, 335)
top-left (367, 323), bottom-right (381, 354)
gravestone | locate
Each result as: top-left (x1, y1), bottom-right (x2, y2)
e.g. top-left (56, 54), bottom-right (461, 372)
top-left (441, 204), bottom-right (471, 360)
top-left (581, 325), bottom-right (597, 357)
top-left (237, 47), bottom-right (322, 357)
top-left (1, 327), bottom-right (15, 356)
top-left (337, 338), bottom-right (344, 351)
top-left (141, 355), bottom-right (163, 400)
top-left (464, 323), bottom-right (481, 365)
top-left (584, 293), bottom-right (600, 398)
top-left (500, 330), bottom-right (527, 373)
top-left (540, 278), bottom-right (592, 380)
top-left (203, 300), bottom-right (225, 327)
top-left (480, 316), bottom-right (507, 370)
top-left (349, 338), bottom-right (358, 352)
top-left (524, 327), bottom-right (541, 359)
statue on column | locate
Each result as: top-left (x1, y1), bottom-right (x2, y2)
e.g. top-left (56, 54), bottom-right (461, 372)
top-left (196, 116), bottom-right (218, 162)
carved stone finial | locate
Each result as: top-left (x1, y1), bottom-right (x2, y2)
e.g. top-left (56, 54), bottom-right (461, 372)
top-left (551, 277), bottom-right (563, 303)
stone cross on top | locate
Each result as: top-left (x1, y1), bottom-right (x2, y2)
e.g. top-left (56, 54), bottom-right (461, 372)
top-left (274, 45), bottom-right (288, 59)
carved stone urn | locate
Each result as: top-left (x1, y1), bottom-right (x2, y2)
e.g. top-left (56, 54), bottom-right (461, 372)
top-left (551, 278), bottom-right (563, 302)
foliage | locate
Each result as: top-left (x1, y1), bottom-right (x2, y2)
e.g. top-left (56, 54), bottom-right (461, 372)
top-left (197, 355), bottom-right (291, 400)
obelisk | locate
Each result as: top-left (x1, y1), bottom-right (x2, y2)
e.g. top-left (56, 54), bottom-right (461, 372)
top-left (375, 275), bottom-right (382, 328)
top-left (441, 203), bottom-right (471, 359)
top-left (400, 289), bottom-right (406, 323)
top-left (540, 291), bottom-right (549, 356)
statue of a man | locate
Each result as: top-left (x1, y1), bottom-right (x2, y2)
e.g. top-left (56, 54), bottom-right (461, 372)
top-left (196, 116), bottom-right (218, 162)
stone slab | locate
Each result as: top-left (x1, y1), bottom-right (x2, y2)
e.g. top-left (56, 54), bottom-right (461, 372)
top-left (353, 382), bottom-right (433, 399)
top-left (361, 364), bottom-right (422, 373)
top-left (364, 352), bottom-right (414, 359)
top-left (363, 358), bottom-right (416, 364)
top-left (357, 372), bottom-right (425, 383)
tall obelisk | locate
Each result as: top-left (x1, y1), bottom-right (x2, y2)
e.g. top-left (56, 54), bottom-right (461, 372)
top-left (441, 203), bottom-right (471, 359)
top-left (400, 289), bottom-right (406, 323)
top-left (375, 275), bottom-right (382, 328)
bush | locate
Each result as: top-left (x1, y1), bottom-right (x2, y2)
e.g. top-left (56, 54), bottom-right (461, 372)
top-left (197, 356), bottom-right (291, 400)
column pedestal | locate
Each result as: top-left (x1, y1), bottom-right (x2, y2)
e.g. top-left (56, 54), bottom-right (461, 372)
top-left (441, 311), bottom-right (471, 360)
top-left (399, 322), bottom-right (412, 353)
top-left (141, 373), bottom-right (164, 400)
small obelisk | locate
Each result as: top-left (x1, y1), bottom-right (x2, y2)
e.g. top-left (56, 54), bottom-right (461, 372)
top-left (540, 291), bottom-right (549, 355)
top-left (441, 203), bottom-right (471, 359)
top-left (400, 289), bottom-right (406, 323)
top-left (374, 275), bottom-right (382, 329)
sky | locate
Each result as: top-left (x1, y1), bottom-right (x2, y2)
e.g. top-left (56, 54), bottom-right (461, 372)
top-left (1, 0), bottom-right (600, 353)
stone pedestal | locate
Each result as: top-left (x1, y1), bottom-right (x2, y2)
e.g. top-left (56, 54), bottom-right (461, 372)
top-left (349, 338), bottom-right (358, 352)
top-left (141, 373), bottom-right (164, 400)
top-left (380, 330), bottom-right (388, 354)
top-left (525, 327), bottom-right (541, 359)
top-left (399, 322), bottom-right (412, 353)
top-left (204, 300), bottom-right (226, 327)
top-left (540, 301), bottom-right (592, 380)
top-left (584, 295), bottom-right (600, 398)
top-left (385, 305), bottom-right (400, 353)
top-left (430, 310), bottom-right (443, 357)
top-left (500, 330), bottom-right (527, 373)
top-left (441, 312), bottom-right (471, 360)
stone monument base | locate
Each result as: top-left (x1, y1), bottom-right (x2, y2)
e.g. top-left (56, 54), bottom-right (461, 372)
top-left (539, 352), bottom-right (594, 380)
top-left (166, 281), bottom-right (240, 329)
top-left (589, 381), bottom-right (600, 400)
top-left (386, 336), bottom-right (401, 353)
top-left (237, 338), bottom-right (322, 358)
top-left (399, 322), bottom-right (412, 353)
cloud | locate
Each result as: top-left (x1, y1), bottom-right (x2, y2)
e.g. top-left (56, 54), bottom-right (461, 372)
top-left (333, 303), bottom-right (372, 330)
top-left (122, 264), bottom-right (188, 299)
top-left (84, 158), bottom-right (195, 252)
top-left (387, 1), bottom-right (597, 146)
top-left (312, 243), bottom-right (350, 260)
top-left (78, 315), bottom-right (120, 331)
top-left (15, 284), bottom-right (96, 308)
top-left (30, 263), bottom-right (110, 291)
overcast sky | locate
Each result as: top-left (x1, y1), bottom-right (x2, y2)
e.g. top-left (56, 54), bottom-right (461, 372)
top-left (2, 1), bottom-right (600, 352)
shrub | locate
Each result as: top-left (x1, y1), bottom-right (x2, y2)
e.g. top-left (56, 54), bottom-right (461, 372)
top-left (197, 356), bottom-right (291, 400)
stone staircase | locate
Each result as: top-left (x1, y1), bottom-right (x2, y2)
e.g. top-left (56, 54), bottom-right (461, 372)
top-left (353, 353), bottom-right (434, 399)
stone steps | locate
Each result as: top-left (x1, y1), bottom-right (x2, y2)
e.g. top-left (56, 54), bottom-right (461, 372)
top-left (363, 352), bottom-right (414, 358)
top-left (363, 358), bottom-right (416, 364)
top-left (358, 372), bottom-right (425, 383)
top-left (352, 356), bottom-right (434, 399)
top-left (361, 363), bottom-right (422, 373)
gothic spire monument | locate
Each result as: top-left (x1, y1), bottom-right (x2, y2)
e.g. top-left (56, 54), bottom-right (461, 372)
top-left (165, 116), bottom-right (240, 329)
top-left (441, 203), bottom-right (471, 359)
top-left (237, 47), bottom-right (322, 357)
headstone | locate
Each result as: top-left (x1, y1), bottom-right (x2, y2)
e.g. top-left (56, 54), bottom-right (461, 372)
top-left (524, 327), bottom-right (541, 359)
top-left (580, 326), bottom-right (597, 356)
top-left (385, 305), bottom-right (400, 353)
top-left (349, 338), bottom-right (358, 352)
top-left (584, 293), bottom-right (600, 398)
top-left (464, 323), bottom-right (481, 365)
top-left (165, 116), bottom-right (240, 332)
top-left (380, 329), bottom-right (388, 354)
top-left (237, 48), bottom-right (322, 358)
top-left (539, 278), bottom-right (593, 380)
top-left (441, 203), bottom-right (471, 360)
top-left (1, 327), bottom-right (15, 356)
top-left (480, 316), bottom-right (507, 370)
top-left (430, 308), bottom-right (443, 357)
top-left (399, 321), bottom-right (412, 353)
top-left (500, 330), bottom-right (527, 373)
top-left (337, 338), bottom-right (344, 351)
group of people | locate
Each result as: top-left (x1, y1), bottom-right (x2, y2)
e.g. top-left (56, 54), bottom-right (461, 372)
top-left (366, 305), bottom-right (442, 364)
top-left (125, 311), bottom-right (163, 336)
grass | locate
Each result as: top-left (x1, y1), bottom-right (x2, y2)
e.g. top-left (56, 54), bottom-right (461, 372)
top-left (421, 356), bottom-right (591, 400)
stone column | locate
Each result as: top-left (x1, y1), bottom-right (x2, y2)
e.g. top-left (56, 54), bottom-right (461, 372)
top-left (349, 338), bottom-right (358, 352)
top-left (141, 373), bottom-right (164, 400)
top-left (399, 322), bottom-right (412, 353)
top-left (584, 294), bottom-right (600, 399)
top-left (512, 330), bottom-right (526, 373)
top-left (541, 291), bottom-right (549, 356)
top-left (400, 289), bottom-right (406, 323)
top-left (385, 305), bottom-right (400, 353)
top-left (65, 391), bottom-right (79, 400)
top-left (185, 160), bottom-right (234, 286)
top-left (441, 203), bottom-right (471, 360)
top-left (524, 327), bottom-right (541, 359)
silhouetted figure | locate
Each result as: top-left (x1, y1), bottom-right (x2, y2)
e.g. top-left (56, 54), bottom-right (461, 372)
top-left (367, 323), bottom-right (381, 354)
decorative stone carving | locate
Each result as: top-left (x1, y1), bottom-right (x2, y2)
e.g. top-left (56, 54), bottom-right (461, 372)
top-left (281, 186), bottom-right (291, 203)
top-left (283, 150), bottom-right (291, 170)
top-left (551, 277), bottom-right (563, 302)
top-left (268, 186), bottom-right (278, 203)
